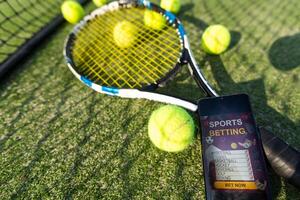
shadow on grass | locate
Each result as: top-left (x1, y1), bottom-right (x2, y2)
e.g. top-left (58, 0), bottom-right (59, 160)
top-left (0, 56), bottom-right (66, 153)
top-left (180, 3), bottom-right (195, 15)
top-left (60, 99), bottom-right (197, 199)
top-left (228, 31), bottom-right (241, 51)
top-left (269, 33), bottom-right (300, 71)
top-left (8, 70), bottom-right (78, 198)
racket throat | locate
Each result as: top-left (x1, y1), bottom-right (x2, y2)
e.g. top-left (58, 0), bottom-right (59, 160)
top-left (183, 49), bottom-right (219, 97)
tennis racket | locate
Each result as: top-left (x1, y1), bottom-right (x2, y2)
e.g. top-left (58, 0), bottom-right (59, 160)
top-left (63, 0), bottom-right (300, 188)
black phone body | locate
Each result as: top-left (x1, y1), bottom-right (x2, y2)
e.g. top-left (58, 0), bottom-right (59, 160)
top-left (198, 94), bottom-right (272, 200)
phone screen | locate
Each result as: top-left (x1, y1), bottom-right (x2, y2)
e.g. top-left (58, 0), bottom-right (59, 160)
top-left (198, 94), bottom-right (271, 200)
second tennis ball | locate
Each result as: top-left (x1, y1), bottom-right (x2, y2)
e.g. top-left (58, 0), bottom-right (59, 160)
top-left (114, 21), bottom-right (137, 48)
top-left (93, 0), bottom-right (106, 7)
top-left (61, 0), bottom-right (85, 24)
top-left (201, 25), bottom-right (231, 55)
top-left (160, 0), bottom-right (181, 14)
top-left (148, 105), bottom-right (195, 152)
top-left (144, 10), bottom-right (166, 30)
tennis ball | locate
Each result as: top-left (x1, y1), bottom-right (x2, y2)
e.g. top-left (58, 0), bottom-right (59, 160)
top-left (93, 0), bottom-right (106, 7)
top-left (113, 21), bottom-right (138, 48)
top-left (144, 10), bottom-right (166, 31)
top-left (201, 25), bottom-right (231, 55)
top-left (61, 0), bottom-right (85, 24)
top-left (148, 105), bottom-right (195, 152)
top-left (160, 0), bottom-right (181, 14)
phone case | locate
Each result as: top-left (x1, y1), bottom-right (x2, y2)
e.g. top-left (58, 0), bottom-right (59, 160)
top-left (198, 94), bottom-right (272, 200)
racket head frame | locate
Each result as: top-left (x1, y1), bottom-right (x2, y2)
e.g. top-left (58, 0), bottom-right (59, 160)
top-left (64, 0), bottom-right (217, 109)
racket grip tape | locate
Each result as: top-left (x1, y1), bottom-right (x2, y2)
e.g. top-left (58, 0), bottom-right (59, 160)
top-left (259, 127), bottom-right (300, 188)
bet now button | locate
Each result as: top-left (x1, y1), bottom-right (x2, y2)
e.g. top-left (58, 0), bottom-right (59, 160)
top-left (214, 181), bottom-right (258, 190)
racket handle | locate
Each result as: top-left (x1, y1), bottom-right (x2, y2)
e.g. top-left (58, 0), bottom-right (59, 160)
top-left (259, 127), bottom-right (300, 188)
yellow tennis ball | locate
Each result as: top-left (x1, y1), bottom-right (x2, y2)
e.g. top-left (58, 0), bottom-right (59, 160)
top-left (144, 10), bottom-right (166, 31)
top-left (201, 25), bottom-right (231, 55)
top-left (93, 0), bottom-right (106, 7)
top-left (113, 21), bottom-right (138, 48)
top-left (148, 105), bottom-right (195, 152)
top-left (61, 0), bottom-right (85, 24)
top-left (161, 0), bottom-right (181, 14)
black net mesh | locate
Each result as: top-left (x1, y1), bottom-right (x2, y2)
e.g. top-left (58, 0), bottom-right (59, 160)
top-left (0, 0), bottom-right (80, 65)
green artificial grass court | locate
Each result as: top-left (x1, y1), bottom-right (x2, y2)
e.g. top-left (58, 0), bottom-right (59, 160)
top-left (0, 0), bottom-right (300, 199)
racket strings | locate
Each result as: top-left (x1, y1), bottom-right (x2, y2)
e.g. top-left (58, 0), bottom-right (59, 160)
top-left (98, 12), bottom-right (179, 72)
top-left (76, 9), bottom-right (178, 86)
top-left (89, 9), bottom-right (180, 72)
top-left (77, 11), bottom-right (147, 87)
top-left (75, 27), bottom-right (149, 88)
top-left (90, 14), bottom-right (167, 82)
top-left (72, 7), bottom-right (181, 89)
top-left (77, 9), bottom-right (179, 87)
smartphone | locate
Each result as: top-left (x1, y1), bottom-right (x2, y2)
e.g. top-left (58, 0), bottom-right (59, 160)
top-left (198, 94), bottom-right (272, 200)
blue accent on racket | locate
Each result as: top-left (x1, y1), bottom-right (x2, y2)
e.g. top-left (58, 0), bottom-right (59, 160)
top-left (165, 11), bottom-right (176, 23)
top-left (81, 76), bottom-right (92, 87)
top-left (138, 0), bottom-right (152, 9)
top-left (178, 24), bottom-right (185, 38)
top-left (102, 86), bottom-right (119, 94)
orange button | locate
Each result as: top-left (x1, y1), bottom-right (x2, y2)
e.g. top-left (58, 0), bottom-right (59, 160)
top-left (214, 181), bottom-right (257, 190)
